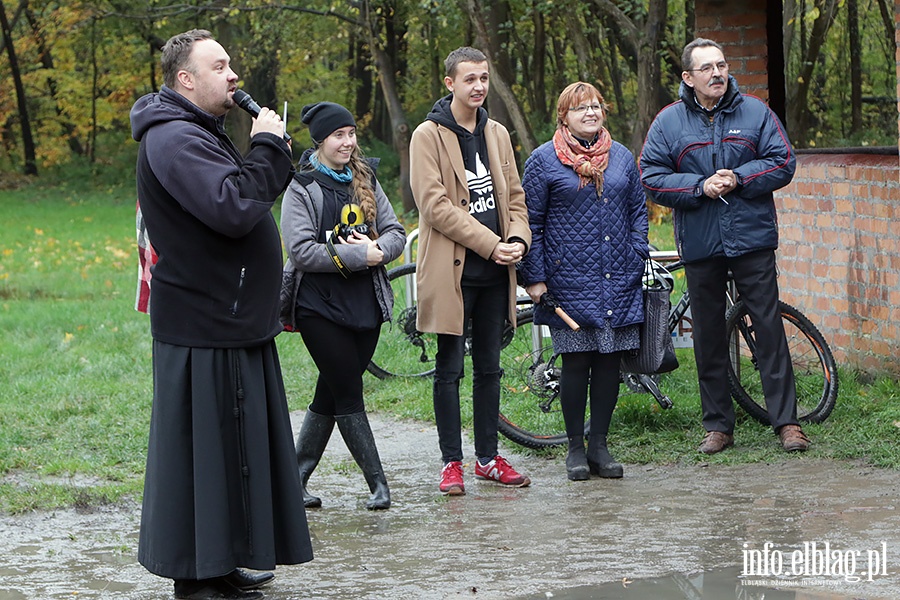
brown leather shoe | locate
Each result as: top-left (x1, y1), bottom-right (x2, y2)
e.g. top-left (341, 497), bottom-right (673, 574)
top-left (698, 431), bottom-right (734, 454)
top-left (778, 424), bottom-right (810, 452)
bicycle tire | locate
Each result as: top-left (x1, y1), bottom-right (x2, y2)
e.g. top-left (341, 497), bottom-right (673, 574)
top-left (497, 308), bottom-right (587, 449)
top-left (367, 262), bottom-right (438, 379)
top-left (725, 300), bottom-right (838, 425)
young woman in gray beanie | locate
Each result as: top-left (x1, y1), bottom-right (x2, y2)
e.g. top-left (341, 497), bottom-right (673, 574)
top-left (280, 102), bottom-right (406, 509)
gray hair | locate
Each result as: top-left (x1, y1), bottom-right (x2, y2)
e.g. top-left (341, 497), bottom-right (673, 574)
top-left (681, 38), bottom-right (724, 71)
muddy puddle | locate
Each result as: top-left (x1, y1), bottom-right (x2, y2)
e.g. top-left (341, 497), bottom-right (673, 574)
top-left (0, 412), bottom-right (897, 599)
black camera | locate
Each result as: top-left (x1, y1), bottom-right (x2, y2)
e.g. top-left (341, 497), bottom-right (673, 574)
top-left (333, 221), bottom-right (370, 241)
top-left (332, 204), bottom-right (369, 243)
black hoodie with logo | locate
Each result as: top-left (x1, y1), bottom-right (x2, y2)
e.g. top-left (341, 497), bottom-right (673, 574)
top-left (425, 95), bottom-right (505, 284)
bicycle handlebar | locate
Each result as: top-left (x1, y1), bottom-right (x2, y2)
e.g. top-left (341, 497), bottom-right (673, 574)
top-left (648, 250), bottom-right (681, 262)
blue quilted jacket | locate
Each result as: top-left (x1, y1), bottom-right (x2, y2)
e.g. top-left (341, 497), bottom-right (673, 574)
top-left (519, 139), bottom-right (649, 330)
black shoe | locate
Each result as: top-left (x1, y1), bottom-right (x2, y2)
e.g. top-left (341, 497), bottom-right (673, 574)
top-left (173, 578), bottom-right (264, 599)
top-left (586, 434), bottom-right (624, 478)
top-left (565, 436), bottom-right (589, 481)
top-left (222, 569), bottom-right (275, 590)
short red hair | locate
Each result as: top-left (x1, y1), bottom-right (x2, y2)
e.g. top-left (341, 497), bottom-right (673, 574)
top-left (556, 82), bottom-right (609, 127)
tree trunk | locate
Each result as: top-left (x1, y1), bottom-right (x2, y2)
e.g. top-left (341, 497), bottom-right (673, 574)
top-left (605, 22), bottom-right (626, 127)
top-left (90, 17), bottom-right (97, 162)
top-left (0, 0), bottom-right (37, 175)
top-left (847, 0), bottom-right (862, 135)
top-left (785, 0), bottom-right (839, 146)
top-left (369, 42), bottom-right (413, 213)
top-left (684, 0), bottom-right (695, 47)
top-left (630, 0), bottom-right (667, 155)
top-left (874, 0), bottom-right (895, 51)
top-left (351, 34), bottom-right (373, 126)
top-left (567, 11), bottom-right (596, 87)
top-left (587, 0), bottom-right (666, 152)
top-left (482, 1), bottom-right (517, 149)
top-left (465, 0), bottom-right (538, 155)
top-left (425, 13), bottom-right (443, 100)
top-left (530, 5), bottom-right (547, 118)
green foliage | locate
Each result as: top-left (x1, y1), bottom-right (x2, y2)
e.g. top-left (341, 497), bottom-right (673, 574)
top-left (0, 4), bottom-right (150, 170)
top-left (360, 133), bottom-right (402, 200)
top-left (786, 0), bottom-right (897, 148)
top-left (2, 0), bottom-right (894, 178)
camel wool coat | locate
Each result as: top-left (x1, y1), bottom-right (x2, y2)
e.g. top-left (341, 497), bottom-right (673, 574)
top-left (409, 118), bottom-right (531, 336)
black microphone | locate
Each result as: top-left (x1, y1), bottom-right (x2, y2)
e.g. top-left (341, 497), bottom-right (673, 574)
top-left (232, 89), bottom-right (291, 142)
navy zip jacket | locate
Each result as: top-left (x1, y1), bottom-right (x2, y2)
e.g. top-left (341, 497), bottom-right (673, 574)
top-left (519, 139), bottom-right (649, 330)
top-left (639, 76), bottom-right (795, 263)
top-left (130, 86), bottom-right (293, 347)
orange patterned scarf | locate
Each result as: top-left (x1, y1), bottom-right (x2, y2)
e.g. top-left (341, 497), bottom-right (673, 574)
top-left (552, 126), bottom-right (612, 193)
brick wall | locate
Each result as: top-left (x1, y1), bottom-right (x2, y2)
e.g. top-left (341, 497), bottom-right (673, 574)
top-left (776, 155), bottom-right (900, 374)
top-left (695, 0), bottom-right (769, 100)
top-left (694, 0), bottom-right (900, 375)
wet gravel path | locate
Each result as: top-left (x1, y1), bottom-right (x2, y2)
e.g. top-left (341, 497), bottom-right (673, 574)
top-left (1, 412), bottom-right (898, 599)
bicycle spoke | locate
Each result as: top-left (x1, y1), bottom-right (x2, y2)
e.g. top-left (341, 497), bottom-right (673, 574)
top-left (367, 263), bottom-right (438, 378)
top-left (727, 301), bottom-right (838, 424)
top-left (497, 311), bottom-right (574, 448)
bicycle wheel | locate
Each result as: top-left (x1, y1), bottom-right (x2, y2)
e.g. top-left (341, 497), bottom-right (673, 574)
top-left (726, 300), bottom-right (838, 424)
top-left (497, 308), bottom-right (586, 449)
top-left (367, 262), bottom-right (438, 379)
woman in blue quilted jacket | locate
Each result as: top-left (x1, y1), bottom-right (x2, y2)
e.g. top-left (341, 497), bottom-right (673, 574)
top-left (519, 82), bottom-right (649, 481)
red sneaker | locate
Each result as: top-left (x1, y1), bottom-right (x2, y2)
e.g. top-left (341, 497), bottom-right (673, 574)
top-left (439, 461), bottom-right (465, 495)
top-left (474, 455), bottom-right (531, 487)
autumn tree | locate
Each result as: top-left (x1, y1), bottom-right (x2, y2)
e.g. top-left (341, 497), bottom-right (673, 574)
top-left (1, 0), bottom-right (37, 174)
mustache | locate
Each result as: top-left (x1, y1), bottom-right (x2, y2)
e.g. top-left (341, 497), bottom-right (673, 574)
top-left (710, 76), bottom-right (726, 86)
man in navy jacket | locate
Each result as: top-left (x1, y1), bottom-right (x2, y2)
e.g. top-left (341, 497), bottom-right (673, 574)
top-left (640, 38), bottom-right (810, 455)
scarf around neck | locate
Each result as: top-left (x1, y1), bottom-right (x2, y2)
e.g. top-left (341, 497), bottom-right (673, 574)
top-left (552, 126), bottom-right (612, 193)
top-left (310, 152), bottom-right (353, 183)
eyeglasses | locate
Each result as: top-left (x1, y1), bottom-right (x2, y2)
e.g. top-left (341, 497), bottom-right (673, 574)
top-left (687, 61), bottom-right (728, 75)
top-left (569, 104), bottom-right (603, 114)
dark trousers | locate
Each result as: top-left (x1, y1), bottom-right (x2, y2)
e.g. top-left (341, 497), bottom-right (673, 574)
top-left (684, 249), bottom-right (798, 434)
top-left (297, 316), bottom-right (380, 416)
top-left (560, 350), bottom-right (622, 439)
top-left (433, 281), bottom-right (508, 463)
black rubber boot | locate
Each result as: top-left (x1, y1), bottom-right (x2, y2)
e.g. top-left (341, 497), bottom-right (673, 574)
top-left (565, 436), bottom-right (590, 481)
top-left (295, 408), bottom-right (335, 508)
top-left (586, 434), bottom-right (624, 478)
top-left (335, 411), bottom-right (391, 510)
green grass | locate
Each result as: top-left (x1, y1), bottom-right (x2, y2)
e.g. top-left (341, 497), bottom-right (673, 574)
top-left (1, 178), bottom-right (899, 514)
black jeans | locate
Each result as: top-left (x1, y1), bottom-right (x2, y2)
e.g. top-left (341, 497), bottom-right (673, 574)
top-left (297, 316), bottom-right (380, 416)
top-left (433, 280), bottom-right (508, 463)
top-left (684, 249), bottom-right (798, 434)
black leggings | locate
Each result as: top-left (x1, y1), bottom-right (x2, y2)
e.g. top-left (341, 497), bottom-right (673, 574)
top-left (559, 350), bottom-right (622, 439)
top-left (297, 316), bottom-right (380, 416)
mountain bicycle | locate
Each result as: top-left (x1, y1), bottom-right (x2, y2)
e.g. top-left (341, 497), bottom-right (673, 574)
top-left (368, 251), bottom-right (839, 449)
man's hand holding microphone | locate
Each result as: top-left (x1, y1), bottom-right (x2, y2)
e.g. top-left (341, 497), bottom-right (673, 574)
top-left (233, 89), bottom-right (291, 143)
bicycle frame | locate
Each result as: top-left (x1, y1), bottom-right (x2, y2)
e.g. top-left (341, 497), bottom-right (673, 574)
top-left (631, 251), bottom-right (742, 408)
top-left (374, 238), bottom-right (837, 448)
